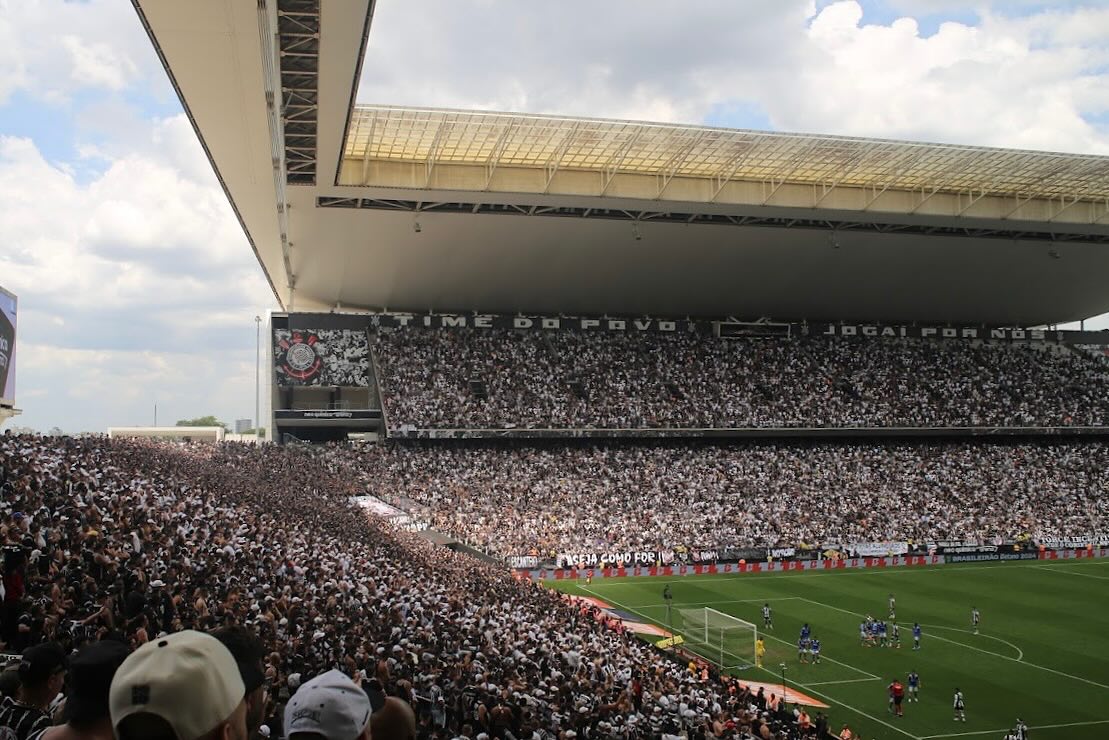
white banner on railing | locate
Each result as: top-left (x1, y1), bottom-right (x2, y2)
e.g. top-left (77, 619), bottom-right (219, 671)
top-left (845, 541), bottom-right (910, 557)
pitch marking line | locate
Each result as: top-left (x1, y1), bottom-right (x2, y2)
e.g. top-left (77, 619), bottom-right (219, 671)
top-left (805, 677), bottom-right (882, 686)
top-left (632, 596), bottom-right (802, 609)
top-left (1030, 564), bottom-right (1109, 581)
top-left (794, 594), bottom-right (1024, 665)
top-left (792, 596), bottom-right (1026, 660)
top-left (918, 625), bottom-right (1023, 662)
top-left (581, 586), bottom-right (918, 739)
top-left (751, 667), bottom-right (921, 740)
top-left (581, 586), bottom-right (881, 680)
top-left (748, 631), bottom-right (880, 681)
top-left (793, 596), bottom-right (1109, 691)
top-left (919, 718), bottom-right (1109, 738)
top-left (588, 558), bottom-right (1108, 587)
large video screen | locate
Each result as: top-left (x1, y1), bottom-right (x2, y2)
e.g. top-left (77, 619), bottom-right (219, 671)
top-left (273, 328), bottom-right (370, 387)
top-left (0, 287), bottom-right (15, 406)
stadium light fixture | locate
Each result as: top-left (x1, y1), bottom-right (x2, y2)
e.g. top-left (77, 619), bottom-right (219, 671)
top-left (632, 221), bottom-right (642, 241)
top-left (254, 315), bottom-right (262, 441)
top-left (413, 218), bottom-right (422, 233)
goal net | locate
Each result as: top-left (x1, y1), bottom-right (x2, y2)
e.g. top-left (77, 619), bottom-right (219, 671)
top-left (676, 607), bottom-right (757, 670)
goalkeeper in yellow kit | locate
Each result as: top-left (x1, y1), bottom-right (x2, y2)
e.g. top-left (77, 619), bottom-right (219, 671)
top-left (755, 637), bottom-right (766, 668)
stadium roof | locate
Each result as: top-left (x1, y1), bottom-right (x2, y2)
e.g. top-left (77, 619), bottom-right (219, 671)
top-left (342, 106), bottom-right (1109, 204)
top-left (133, 0), bottom-right (1109, 325)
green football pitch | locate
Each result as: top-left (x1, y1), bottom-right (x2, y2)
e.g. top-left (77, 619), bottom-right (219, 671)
top-left (550, 558), bottom-right (1109, 740)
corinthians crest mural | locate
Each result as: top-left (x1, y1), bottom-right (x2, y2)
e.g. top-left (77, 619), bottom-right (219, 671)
top-left (273, 329), bottom-right (370, 386)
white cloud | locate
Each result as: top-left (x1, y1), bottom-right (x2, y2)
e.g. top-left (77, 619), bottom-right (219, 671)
top-left (0, 128), bottom-right (272, 432)
top-left (0, 127), bottom-right (267, 313)
top-left (358, 0), bottom-right (817, 122)
top-left (759, 1), bottom-right (1109, 152)
top-left (357, 0), bottom-right (1109, 153)
top-left (16, 342), bottom-right (262, 433)
top-left (0, 1), bottom-right (275, 432)
top-left (0, 0), bottom-right (156, 104)
top-left (0, 6), bottom-right (29, 102)
top-left (61, 34), bottom-right (137, 90)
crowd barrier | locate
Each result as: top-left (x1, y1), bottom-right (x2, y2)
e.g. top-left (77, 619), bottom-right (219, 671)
top-left (519, 547), bottom-right (1107, 581)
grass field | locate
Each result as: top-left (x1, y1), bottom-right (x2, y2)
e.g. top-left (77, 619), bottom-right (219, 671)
top-left (551, 558), bottom-right (1109, 740)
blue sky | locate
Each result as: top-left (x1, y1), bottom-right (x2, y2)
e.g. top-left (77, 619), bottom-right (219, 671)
top-left (1, 0), bottom-right (1108, 432)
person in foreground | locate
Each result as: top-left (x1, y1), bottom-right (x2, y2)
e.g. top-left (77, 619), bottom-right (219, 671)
top-left (370, 697), bottom-right (416, 740)
top-left (109, 630), bottom-right (249, 740)
top-left (284, 670), bottom-right (372, 740)
top-left (211, 626), bottom-right (269, 739)
top-left (31, 640), bottom-right (130, 740)
top-left (0, 643), bottom-right (67, 740)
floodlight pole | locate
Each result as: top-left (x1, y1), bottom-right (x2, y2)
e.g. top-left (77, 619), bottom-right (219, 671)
top-left (254, 315), bottom-right (262, 440)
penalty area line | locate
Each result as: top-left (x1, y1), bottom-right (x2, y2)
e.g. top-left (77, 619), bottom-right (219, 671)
top-left (804, 677), bottom-right (882, 686)
top-left (916, 625), bottom-right (1023, 662)
top-left (751, 667), bottom-right (921, 740)
top-left (793, 596), bottom-right (1109, 692)
top-left (1030, 564), bottom-right (1109, 582)
top-left (581, 586), bottom-right (918, 739)
top-left (580, 586), bottom-right (880, 681)
top-left (632, 596), bottom-right (802, 609)
top-left (919, 718), bottom-right (1109, 739)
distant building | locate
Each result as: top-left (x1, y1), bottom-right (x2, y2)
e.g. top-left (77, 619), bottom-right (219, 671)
top-left (234, 418), bottom-right (253, 434)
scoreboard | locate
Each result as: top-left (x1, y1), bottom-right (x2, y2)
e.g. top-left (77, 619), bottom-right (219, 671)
top-left (0, 286), bottom-right (15, 408)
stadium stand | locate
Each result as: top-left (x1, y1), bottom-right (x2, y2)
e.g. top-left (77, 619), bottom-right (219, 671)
top-left (328, 439), bottom-right (1109, 561)
top-left (0, 433), bottom-right (823, 739)
top-left (373, 329), bottom-right (1109, 432)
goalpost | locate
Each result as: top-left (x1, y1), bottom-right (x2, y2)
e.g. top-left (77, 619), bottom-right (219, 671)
top-left (676, 607), bottom-right (758, 670)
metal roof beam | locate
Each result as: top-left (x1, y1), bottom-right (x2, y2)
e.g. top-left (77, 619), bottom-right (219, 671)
top-left (813, 146), bottom-right (877, 207)
top-left (1002, 194), bottom-right (1037, 219)
top-left (759, 139), bottom-right (825, 205)
top-left (423, 119), bottom-right (449, 189)
top-left (709, 140), bottom-right (763, 203)
top-left (482, 121), bottom-right (515, 191)
top-left (600, 131), bottom-right (641, 196)
top-left (656, 130), bottom-right (707, 199)
top-left (543, 122), bottom-right (581, 193)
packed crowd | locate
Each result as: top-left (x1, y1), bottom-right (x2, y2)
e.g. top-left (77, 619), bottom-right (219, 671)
top-left (328, 440), bottom-right (1109, 559)
top-left (0, 433), bottom-right (828, 739)
top-left (372, 329), bottom-right (1109, 430)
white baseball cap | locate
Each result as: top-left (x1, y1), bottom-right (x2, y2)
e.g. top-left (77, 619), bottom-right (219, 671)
top-left (284, 670), bottom-right (372, 740)
top-left (109, 630), bottom-right (245, 740)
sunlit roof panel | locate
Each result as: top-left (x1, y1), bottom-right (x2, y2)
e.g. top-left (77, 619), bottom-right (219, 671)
top-left (344, 105), bottom-right (1109, 202)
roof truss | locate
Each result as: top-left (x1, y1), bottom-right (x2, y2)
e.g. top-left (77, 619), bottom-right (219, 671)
top-left (343, 106), bottom-right (1109, 205)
